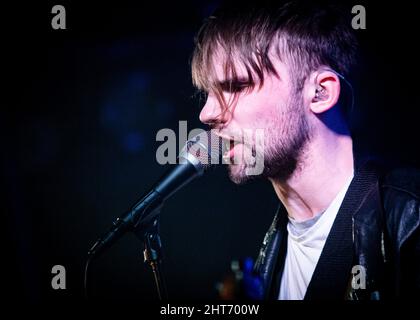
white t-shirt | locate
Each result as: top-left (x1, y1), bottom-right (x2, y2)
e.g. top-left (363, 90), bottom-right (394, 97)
top-left (278, 173), bottom-right (354, 300)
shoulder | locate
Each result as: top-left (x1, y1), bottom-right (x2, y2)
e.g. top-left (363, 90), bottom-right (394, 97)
top-left (381, 166), bottom-right (420, 201)
top-left (379, 166), bottom-right (420, 248)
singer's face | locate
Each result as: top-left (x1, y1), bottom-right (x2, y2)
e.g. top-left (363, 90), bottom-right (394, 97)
top-left (199, 53), bottom-right (312, 184)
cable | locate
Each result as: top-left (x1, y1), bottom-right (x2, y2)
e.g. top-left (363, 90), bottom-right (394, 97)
top-left (320, 68), bottom-right (355, 118)
top-left (334, 70), bottom-right (355, 117)
top-left (84, 256), bottom-right (92, 300)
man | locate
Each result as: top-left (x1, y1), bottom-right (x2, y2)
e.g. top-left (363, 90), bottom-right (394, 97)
top-left (191, 1), bottom-right (419, 299)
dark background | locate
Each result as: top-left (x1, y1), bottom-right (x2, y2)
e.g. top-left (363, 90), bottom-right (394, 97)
top-left (2, 0), bottom-right (419, 302)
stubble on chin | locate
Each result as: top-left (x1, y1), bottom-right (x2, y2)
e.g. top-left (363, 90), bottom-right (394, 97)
top-left (228, 95), bottom-right (312, 185)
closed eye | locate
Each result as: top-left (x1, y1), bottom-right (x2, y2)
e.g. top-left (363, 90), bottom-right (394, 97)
top-left (219, 79), bottom-right (251, 93)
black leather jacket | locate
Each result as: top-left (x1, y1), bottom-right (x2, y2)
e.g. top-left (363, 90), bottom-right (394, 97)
top-left (252, 160), bottom-right (420, 300)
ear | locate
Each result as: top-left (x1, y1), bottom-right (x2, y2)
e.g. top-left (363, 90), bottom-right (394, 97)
top-left (308, 69), bottom-right (341, 114)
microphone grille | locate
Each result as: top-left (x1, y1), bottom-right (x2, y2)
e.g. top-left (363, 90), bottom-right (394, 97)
top-left (182, 130), bottom-right (222, 171)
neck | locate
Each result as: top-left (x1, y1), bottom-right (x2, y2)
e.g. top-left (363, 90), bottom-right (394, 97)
top-left (270, 127), bottom-right (354, 222)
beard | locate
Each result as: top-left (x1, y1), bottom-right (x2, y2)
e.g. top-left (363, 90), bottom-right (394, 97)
top-left (228, 91), bottom-right (312, 184)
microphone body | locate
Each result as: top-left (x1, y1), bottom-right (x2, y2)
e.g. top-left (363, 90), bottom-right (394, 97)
top-left (88, 131), bottom-right (221, 258)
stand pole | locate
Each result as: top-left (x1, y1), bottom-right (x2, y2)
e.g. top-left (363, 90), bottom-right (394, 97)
top-left (136, 217), bottom-right (168, 300)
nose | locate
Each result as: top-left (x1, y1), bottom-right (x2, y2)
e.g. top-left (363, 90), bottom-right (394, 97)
top-left (199, 96), bottom-right (227, 127)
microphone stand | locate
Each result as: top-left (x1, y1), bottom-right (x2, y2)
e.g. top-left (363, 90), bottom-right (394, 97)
top-left (133, 209), bottom-right (168, 300)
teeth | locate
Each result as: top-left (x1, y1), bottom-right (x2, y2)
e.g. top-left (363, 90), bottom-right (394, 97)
top-left (223, 139), bottom-right (230, 153)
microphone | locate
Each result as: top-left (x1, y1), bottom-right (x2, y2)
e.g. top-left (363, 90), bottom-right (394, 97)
top-left (88, 130), bottom-right (222, 258)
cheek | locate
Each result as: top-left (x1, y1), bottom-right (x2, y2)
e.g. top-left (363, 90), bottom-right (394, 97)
top-left (232, 82), bottom-right (288, 128)
top-left (253, 99), bottom-right (283, 129)
top-left (240, 94), bottom-right (279, 122)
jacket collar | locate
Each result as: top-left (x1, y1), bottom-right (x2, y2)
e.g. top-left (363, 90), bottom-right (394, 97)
top-left (255, 158), bottom-right (384, 299)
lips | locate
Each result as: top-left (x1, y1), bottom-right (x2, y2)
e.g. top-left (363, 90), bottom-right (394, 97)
top-left (221, 137), bottom-right (241, 162)
top-left (224, 140), bottom-right (235, 160)
top-left (213, 132), bottom-right (244, 162)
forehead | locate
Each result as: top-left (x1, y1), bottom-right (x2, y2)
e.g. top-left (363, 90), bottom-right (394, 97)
top-left (210, 49), bottom-right (247, 81)
top-left (210, 45), bottom-right (289, 84)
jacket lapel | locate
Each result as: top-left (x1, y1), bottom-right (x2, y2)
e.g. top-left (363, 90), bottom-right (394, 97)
top-left (253, 206), bottom-right (288, 299)
top-left (304, 161), bottom-right (381, 300)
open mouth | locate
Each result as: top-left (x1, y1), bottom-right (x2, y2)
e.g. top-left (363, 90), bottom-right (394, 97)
top-left (222, 138), bottom-right (240, 162)
top-left (214, 132), bottom-right (245, 163)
